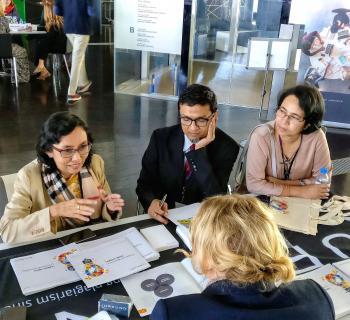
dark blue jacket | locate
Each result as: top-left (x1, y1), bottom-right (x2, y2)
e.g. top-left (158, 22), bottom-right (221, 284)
top-left (54, 0), bottom-right (94, 35)
top-left (151, 279), bottom-right (335, 320)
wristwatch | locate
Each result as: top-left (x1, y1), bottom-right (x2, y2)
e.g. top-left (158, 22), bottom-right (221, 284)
top-left (299, 179), bottom-right (306, 186)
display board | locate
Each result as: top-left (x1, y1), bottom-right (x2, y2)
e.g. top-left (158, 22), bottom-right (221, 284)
top-left (114, 0), bottom-right (184, 55)
top-left (270, 40), bottom-right (291, 69)
top-left (247, 38), bottom-right (291, 70)
top-left (291, 0), bottom-right (350, 129)
top-left (247, 39), bottom-right (269, 69)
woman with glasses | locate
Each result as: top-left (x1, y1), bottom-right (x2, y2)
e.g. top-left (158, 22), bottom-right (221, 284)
top-left (0, 112), bottom-right (124, 243)
top-left (246, 85), bottom-right (331, 199)
top-left (151, 195), bottom-right (334, 320)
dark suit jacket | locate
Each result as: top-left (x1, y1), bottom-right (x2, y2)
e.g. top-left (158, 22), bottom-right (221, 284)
top-left (150, 279), bottom-right (335, 320)
top-left (136, 125), bottom-right (239, 211)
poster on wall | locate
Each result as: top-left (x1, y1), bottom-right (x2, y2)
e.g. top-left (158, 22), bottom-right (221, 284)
top-left (289, 0), bottom-right (350, 128)
top-left (114, 0), bottom-right (184, 55)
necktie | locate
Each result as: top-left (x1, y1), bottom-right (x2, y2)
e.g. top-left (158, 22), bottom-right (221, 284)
top-left (184, 144), bottom-right (195, 180)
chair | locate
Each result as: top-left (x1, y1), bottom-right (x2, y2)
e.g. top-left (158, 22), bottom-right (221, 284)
top-left (0, 173), bottom-right (17, 243)
top-left (51, 39), bottom-right (72, 78)
top-left (50, 53), bottom-right (70, 78)
top-left (0, 34), bottom-right (18, 87)
top-left (331, 157), bottom-right (350, 176)
top-left (0, 173), bottom-right (17, 219)
top-left (136, 197), bottom-right (145, 216)
top-left (230, 138), bottom-right (248, 192)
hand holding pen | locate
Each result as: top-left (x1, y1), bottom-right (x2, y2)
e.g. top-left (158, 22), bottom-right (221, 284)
top-left (148, 194), bottom-right (168, 224)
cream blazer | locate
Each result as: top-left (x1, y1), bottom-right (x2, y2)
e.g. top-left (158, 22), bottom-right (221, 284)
top-left (0, 154), bottom-right (121, 243)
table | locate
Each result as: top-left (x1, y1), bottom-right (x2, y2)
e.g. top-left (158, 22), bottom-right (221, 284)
top-left (0, 213), bottom-right (350, 319)
top-left (9, 24), bottom-right (46, 35)
top-left (9, 30), bottom-right (46, 35)
top-left (0, 215), bottom-right (185, 320)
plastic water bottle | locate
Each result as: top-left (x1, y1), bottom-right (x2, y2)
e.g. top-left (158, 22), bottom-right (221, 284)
top-left (315, 167), bottom-right (330, 184)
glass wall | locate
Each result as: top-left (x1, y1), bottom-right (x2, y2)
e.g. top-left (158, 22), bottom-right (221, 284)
top-left (114, 0), bottom-right (297, 109)
top-left (113, 0), bottom-right (185, 96)
top-left (189, 0), bottom-right (296, 109)
top-left (114, 51), bottom-right (181, 96)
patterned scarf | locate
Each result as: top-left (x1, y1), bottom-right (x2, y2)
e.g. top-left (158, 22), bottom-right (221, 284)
top-left (41, 164), bottom-right (103, 228)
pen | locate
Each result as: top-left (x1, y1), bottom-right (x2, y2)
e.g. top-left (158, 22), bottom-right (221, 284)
top-left (159, 194), bottom-right (167, 208)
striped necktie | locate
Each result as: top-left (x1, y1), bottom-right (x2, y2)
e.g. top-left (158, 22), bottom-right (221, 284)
top-left (184, 144), bottom-right (195, 180)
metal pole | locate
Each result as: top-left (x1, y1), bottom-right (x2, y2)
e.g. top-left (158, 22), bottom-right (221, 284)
top-left (259, 52), bottom-right (271, 119)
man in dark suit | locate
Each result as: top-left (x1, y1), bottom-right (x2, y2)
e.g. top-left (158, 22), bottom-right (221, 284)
top-left (136, 84), bottom-right (239, 223)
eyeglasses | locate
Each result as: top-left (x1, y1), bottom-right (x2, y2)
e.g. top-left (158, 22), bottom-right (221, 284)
top-left (52, 143), bottom-right (92, 159)
top-left (180, 114), bottom-right (214, 127)
top-left (276, 107), bottom-right (304, 124)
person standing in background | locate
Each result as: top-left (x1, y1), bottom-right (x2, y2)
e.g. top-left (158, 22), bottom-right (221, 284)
top-left (54, 0), bottom-right (93, 102)
top-left (33, 0), bottom-right (66, 80)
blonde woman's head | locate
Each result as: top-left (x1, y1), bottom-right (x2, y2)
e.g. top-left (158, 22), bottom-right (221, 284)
top-left (42, 0), bottom-right (63, 31)
top-left (190, 195), bottom-right (295, 285)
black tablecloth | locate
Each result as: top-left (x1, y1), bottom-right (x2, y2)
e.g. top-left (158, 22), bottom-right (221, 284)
top-left (0, 218), bottom-right (349, 319)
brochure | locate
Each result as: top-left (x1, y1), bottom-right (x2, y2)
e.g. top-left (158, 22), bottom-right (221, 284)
top-left (167, 203), bottom-right (200, 251)
top-left (140, 225), bottom-right (179, 252)
top-left (10, 243), bottom-right (80, 296)
top-left (78, 227), bottom-right (160, 262)
top-left (68, 238), bottom-right (150, 288)
top-left (334, 259), bottom-right (350, 278)
top-left (297, 262), bottom-right (350, 319)
top-left (121, 258), bottom-right (208, 317)
top-left (175, 225), bottom-right (191, 250)
top-left (10, 228), bottom-right (158, 295)
top-left (55, 311), bottom-right (87, 320)
top-left (167, 203), bottom-right (200, 228)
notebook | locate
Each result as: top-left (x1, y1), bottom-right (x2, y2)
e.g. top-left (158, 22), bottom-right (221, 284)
top-left (140, 225), bottom-right (179, 252)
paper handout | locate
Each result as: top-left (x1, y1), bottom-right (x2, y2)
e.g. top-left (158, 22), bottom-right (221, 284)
top-left (10, 243), bottom-right (80, 296)
top-left (297, 263), bottom-right (350, 319)
top-left (140, 225), bottom-right (179, 252)
top-left (68, 238), bottom-right (150, 288)
top-left (121, 258), bottom-right (207, 317)
top-left (78, 227), bottom-right (160, 262)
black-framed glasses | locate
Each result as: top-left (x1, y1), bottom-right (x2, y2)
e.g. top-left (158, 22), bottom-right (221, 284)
top-left (276, 107), bottom-right (304, 123)
top-left (180, 113), bottom-right (214, 127)
top-left (52, 143), bottom-right (92, 158)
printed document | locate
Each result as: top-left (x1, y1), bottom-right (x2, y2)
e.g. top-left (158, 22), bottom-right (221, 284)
top-left (10, 243), bottom-right (80, 296)
top-left (78, 227), bottom-right (159, 262)
top-left (68, 238), bottom-right (150, 288)
top-left (140, 225), bottom-right (179, 252)
top-left (167, 203), bottom-right (200, 227)
top-left (121, 258), bottom-right (208, 317)
top-left (298, 263), bottom-right (350, 319)
top-left (176, 225), bottom-right (191, 250)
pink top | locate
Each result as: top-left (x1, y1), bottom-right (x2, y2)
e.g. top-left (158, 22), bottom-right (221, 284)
top-left (246, 121), bottom-right (331, 196)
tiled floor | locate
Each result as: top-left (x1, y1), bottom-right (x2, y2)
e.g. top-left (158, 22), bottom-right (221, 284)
top-left (1, 45), bottom-right (350, 217)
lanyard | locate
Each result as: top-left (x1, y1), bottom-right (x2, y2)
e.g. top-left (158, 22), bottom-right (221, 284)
top-left (278, 135), bottom-right (302, 180)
